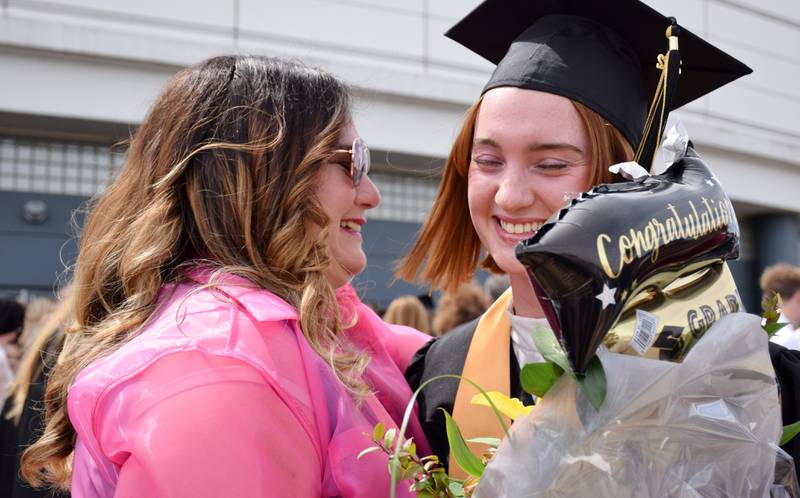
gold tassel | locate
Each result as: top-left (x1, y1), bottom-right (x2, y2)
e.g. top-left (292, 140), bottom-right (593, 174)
top-left (634, 25), bottom-right (681, 169)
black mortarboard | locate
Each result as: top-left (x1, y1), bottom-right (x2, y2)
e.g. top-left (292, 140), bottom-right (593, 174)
top-left (446, 0), bottom-right (752, 169)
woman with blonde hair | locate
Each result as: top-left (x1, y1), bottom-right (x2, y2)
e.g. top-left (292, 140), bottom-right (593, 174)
top-left (383, 295), bottom-right (431, 335)
top-left (431, 283), bottom-right (489, 337)
top-left (21, 56), bottom-right (430, 497)
top-left (400, 0), bottom-right (750, 475)
top-left (0, 290), bottom-right (70, 498)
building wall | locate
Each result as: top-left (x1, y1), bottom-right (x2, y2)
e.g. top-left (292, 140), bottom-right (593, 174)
top-left (1, 0), bottom-right (799, 308)
top-left (0, 190), bottom-right (82, 294)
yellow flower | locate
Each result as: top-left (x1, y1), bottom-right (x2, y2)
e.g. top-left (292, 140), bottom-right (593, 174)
top-left (470, 391), bottom-right (533, 421)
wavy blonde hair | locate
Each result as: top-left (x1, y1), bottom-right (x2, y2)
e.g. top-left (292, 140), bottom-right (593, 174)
top-left (5, 288), bottom-right (72, 424)
top-left (21, 56), bottom-right (368, 489)
top-left (383, 295), bottom-right (431, 334)
top-left (397, 97), bottom-right (633, 292)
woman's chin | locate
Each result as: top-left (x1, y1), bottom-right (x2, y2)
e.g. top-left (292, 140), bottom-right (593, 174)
top-left (493, 255), bottom-right (526, 276)
top-left (324, 262), bottom-right (364, 288)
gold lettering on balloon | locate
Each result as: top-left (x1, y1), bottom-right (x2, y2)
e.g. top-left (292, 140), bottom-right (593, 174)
top-left (596, 196), bottom-right (732, 279)
top-left (597, 233), bottom-right (622, 278)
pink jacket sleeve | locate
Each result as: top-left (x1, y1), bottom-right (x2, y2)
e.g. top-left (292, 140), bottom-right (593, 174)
top-left (96, 351), bottom-right (322, 498)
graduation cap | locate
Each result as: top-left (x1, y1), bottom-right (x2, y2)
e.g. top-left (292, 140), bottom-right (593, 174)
top-left (446, 0), bottom-right (752, 170)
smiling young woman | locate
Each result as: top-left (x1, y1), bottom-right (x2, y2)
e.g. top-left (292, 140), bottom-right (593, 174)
top-left (20, 55), bottom-right (429, 498)
top-left (397, 86), bottom-right (632, 475)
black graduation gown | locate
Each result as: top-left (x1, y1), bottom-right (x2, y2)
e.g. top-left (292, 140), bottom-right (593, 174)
top-left (0, 335), bottom-right (69, 498)
top-left (404, 318), bottom-right (532, 467)
top-left (407, 321), bottom-right (800, 476)
top-left (769, 341), bottom-right (800, 478)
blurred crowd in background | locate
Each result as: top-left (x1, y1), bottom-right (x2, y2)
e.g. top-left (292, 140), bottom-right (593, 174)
top-left (382, 274), bottom-right (507, 337)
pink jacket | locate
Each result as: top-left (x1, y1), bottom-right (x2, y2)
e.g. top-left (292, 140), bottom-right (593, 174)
top-left (68, 270), bottom-right (432, 497)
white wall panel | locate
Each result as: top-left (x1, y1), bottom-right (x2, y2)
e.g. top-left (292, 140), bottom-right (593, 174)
top-left (708, 2), bottom-right (800, 58)
top-left (700, 145), bottom-right (800, 212)
top-left (428, 0), bottom-right (479, 22)
top-left (342, 0), bottom-right (424, 16)
top-left (646, 0), bottom-right (707, 35)
top-left (2, 5), bottom-right (235, 57)
top-left (709, 84), bottom-right (800, 137)
top-left (353, 91), bottom-right (466, 158)
top-left (728, 45), bottom-right (800, 100)
top-left (10, 0), bottom-right (235, 30)
top-left (239, 0), bottom-right (424, 61)
top-left (0, 52), bottom-right (172, 124)
top-left (718, 0), bottom-right (800, 26)
top-left (426, 16), bottom-right (493, 73)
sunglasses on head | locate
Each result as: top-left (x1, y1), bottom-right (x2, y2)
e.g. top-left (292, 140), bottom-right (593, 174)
top-left (329, 137), bottom-right (370, 187)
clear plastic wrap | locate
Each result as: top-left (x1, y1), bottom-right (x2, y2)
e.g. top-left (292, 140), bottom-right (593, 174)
top-left (662, 120), bottom-right (690, 170)
top-left (475, 313), bottom-right (794, 498)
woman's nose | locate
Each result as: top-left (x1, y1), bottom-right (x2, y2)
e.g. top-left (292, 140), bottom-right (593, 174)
top-left (357, 174), bottom-right (381, 209)
top-left (494, 167), bottom-right (534, 211)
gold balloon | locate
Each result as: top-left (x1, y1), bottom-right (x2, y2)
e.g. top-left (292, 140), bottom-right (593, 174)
top-left (604, 262), bottom-right (742, 361)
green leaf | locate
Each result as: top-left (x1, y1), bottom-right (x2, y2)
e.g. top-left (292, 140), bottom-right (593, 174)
top-left (520, 361), bottom-right (564, 397)
top-left (383, 428), bottom-right (397, 449)
top-left (465, 437), bottom-right (502, 448)
top-left (390, 373), bottom-right (509, 498)
top-left (762, 291), bottom-right (782, 323)
top-left (782, 420), bottom-right (800, 446)
top-left (448, 479), bottom-right (466, 497)
top-left (373, 422), bottom-right (385, 442)
top-left (764, 322), bottom-right (789, 337)
top-left (531, 327), bottom-right (571, 374)
top-left (356, 446), bottom-right (382, 460)
top-left (575, 355), bottom-right (607, 410)
top-left (440, 408), bottom-right (485, 477)
top-left (401, 462), bottom-right (421, 481)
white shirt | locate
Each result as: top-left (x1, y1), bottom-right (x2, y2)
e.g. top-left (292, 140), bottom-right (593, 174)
top-left (508, 306), bottom-right (548, 368)
top-left (770, 313), bottom-right (800, 350)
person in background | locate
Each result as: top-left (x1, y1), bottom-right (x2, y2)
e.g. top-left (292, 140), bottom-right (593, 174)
top-left (0, 300), bottom-right (25, 402)
top-left (431, 283), bottom-right (489, 337)
top-left (482, 274), bottom-right (510, 303)
top-left (384, 295), bottom-right (432, 335)
top-left (16, 297), bottom-right (57, 355)
top-left (0, 291), bottom-right (71, 498)
top-left (20, 55), bottom-right (430, 498)
top-left (762, 264), bottom-right (800, 350)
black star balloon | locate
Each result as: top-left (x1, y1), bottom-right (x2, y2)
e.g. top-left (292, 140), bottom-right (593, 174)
top-left (516, 147), bottom-right (741, 375)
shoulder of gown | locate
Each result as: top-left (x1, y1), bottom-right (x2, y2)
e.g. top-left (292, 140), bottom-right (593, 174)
top-left (405, 317), bottom-right (480, 392)
top-left (404, 318), bottom-right (480, 464)
top-left (769, 341), bottom-right (800, 478)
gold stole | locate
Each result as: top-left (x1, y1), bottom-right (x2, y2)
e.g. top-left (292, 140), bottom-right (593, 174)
top-left (448, 288), bottom-right (513, 478)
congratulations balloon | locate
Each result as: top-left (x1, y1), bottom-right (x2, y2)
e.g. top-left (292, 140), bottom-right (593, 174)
top-left (516, 147), bottom-right (740, 375)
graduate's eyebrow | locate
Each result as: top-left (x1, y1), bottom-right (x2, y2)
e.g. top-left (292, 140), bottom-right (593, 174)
top-left (472, 138), bottom-right (500, 149)
top-left (528, 142), bottom-right (584, 154)
top-left (472, 138), bottom-right (584, 154)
